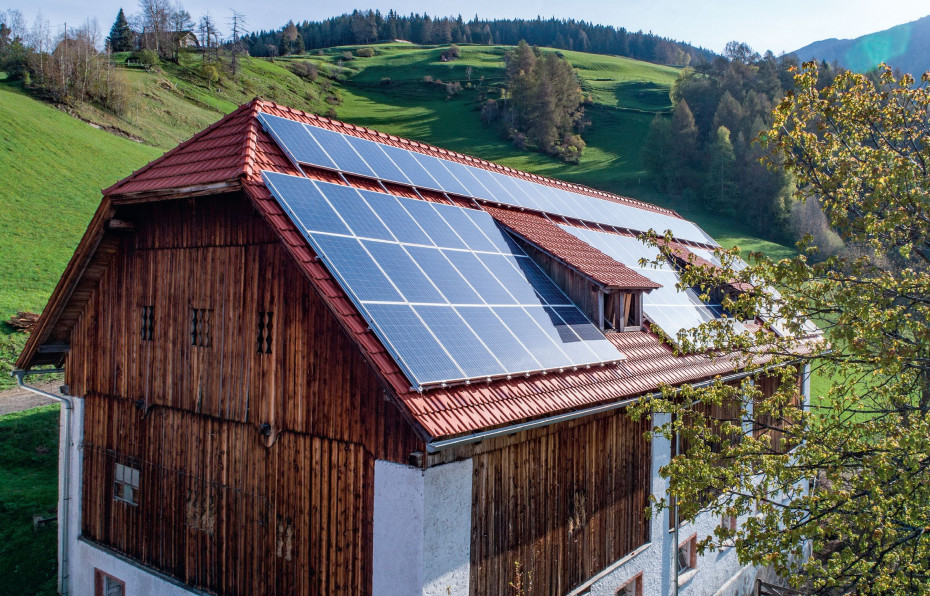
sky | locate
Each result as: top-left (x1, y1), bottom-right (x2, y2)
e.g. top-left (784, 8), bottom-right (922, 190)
top-left (3, 0), bottom-right (929, 55)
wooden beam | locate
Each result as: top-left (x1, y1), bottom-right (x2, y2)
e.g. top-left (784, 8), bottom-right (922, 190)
top-left (105, 219), bottom-right (136, 232)
top-left (37, 343), bottom-right (70, 354)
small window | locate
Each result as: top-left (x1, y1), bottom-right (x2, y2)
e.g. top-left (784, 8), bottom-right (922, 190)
top-left (721, 514), bottom-right (737, 532)
top-left (113, 463), bottom-right (140, 506)
top-left (141, 305), bottom-right (154, 341)
top-left (190, 308), bottom-right (212, 347)
top-left (257, 311), bottom-right (273, 354)
top-left (616, 572), bottom-right (643, 596)
top-left (678, 533), bottom-right (698, 574)
top-left (94, 569), bottom-right (125, 596)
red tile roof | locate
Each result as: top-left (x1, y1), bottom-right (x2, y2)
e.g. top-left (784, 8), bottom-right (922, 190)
top-left (483, 205), bottom-right (660, 290)
top-left (23, 99), bottom-right (813, 442)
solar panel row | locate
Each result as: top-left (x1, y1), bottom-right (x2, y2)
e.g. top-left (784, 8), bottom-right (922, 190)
top-left (560, 226), bottom-right (746, 344)
top-left (258, 112), bottom-right (717, 246)
top-left (263, 171), bottom-right (624, 389)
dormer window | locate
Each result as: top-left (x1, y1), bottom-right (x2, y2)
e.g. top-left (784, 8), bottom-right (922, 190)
top-left (604, 290), bottom-right (643, 332)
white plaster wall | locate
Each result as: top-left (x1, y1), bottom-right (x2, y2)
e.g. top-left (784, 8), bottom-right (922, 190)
top-left (373, 460), bottom-right (426, 595)
top-left (422, 459), bottom-right (473, 596)
top-left (71, 540), bottom-right (199, 596)
top-left (373, 459), bottom-right (473, 596)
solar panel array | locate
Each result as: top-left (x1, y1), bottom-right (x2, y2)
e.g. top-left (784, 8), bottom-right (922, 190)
top-left (258, 112), bottom-right (717, 246)
top-left (560, 226), bottom-right (746, 343)
top-left (263, 171), bottom-right (624, 390)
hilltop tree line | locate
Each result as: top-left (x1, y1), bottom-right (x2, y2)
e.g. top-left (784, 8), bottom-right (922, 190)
top-left (642, 42), bottom-right (840, 241)
top-left (245, 11), bottom-right (714, 67)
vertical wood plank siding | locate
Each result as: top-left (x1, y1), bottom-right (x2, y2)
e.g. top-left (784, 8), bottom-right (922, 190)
top-left (469, 409), bottom-right (652, 595)
top-left (68, 194), bottom-right (421, 595)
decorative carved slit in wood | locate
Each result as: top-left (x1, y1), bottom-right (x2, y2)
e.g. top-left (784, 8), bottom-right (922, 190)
top-left (190, 308), bottom-right (212, 348)
top-left (140, 305), bottom-right (154, 341)
top-left (256, 311), bottom-right (273, 354)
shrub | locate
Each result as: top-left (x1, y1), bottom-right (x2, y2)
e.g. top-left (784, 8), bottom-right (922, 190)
top-left (480, 99), bottom-right (499, 123)
top-left (355, 47), bottom-right (375, 58)
top-left (289, 61), bottom-right (318, 81)
top-left (379, 77), bottom-right (391, 86)
top-left (341, 51), bottom-right (354, 61)
top-left (133, 50), bottom-right (159, 68)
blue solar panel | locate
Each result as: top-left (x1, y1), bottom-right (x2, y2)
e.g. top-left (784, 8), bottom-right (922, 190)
top-left (365, 303), bottom-right (463, 383)
top-left (257, 113), bottom-right (338, 170)
top-left (433, 206), bottom-right (500, 254)
top-left (364, 241), bottom-right (446, 304)
top-left (263, 169), bottom-right (625, 389)
top-left (314, 182), bottom-right (394, 241)
top-left (262, 173), bottom-right (349, 235)
top-left (304, 126), bottom-right (377, 178)
top-left (400, 199), bottom-right (469, 250)
top-left (493, 306), bottom-right (574, 370)
top-left (442, 250), bottom-right (518, 305)
top-left (343, 135), bottom-right (412, 185)
top-left (456, 306), bottom-right (542, 372)
top-left (378, 144), bottom-right (442, 189)
top-left (309, 234), bottom-right (403, 302)
top-left (410, 153), bottom-right (471, 196)
top-left (259, 112), bottom-right (719, 245)
top-left (414, 305), bottom-right (505, 378)
top-left (360, 190), bottom-right (434, 246)
top-left (406, 246), bottom-right (484, 305)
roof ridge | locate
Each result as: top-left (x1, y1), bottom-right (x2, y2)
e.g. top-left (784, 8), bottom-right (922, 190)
top-left (104, 99), bottom-right (262, 196)
top-left (253, 99), bottom-right (683, 219)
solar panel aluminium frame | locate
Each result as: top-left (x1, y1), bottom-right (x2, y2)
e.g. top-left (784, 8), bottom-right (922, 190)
top-left (262, 170), bottom-right (624, 391)
top-left (257, 111), bottom-right (720, 247)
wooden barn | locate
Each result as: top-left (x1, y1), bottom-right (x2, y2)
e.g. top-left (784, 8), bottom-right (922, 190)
top-left (15, 100), bottom-right (813, 596)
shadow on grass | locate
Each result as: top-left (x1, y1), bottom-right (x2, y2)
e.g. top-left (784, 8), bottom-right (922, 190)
top-left (0, 404), bottom-right (59, 595)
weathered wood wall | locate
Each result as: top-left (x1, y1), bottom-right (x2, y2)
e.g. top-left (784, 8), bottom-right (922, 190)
top-left (469, 408), bottom-right (652, 595)
top-left (83, 394), bottom-right (372, 595)
top-left (68, 193), bottom-right (423, 594)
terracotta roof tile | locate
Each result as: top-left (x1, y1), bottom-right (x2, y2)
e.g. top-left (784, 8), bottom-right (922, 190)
top-left (483, 205), bottom-right (660, 290)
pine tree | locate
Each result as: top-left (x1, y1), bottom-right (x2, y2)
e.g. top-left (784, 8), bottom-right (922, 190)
top-left (704, 126), bottom-right (737, 213)
top-left (107, 8), bottom-right (133, 52)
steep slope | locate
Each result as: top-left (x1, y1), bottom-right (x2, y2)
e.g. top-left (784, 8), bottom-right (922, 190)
top-left (792, 15), bottom-right (930, 74)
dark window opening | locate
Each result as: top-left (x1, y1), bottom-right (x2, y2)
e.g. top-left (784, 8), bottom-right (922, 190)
top-left (113, 462), bottom-right (139, 506)
top-left (605, 291), bottom-right (642, 332)
top-left (191, 308), bottom-right (212, 347)
top-left (141, 305), bottom-right (154, 341)
top-left (617, 573), bottom-right (643, 596)
top-left (257, 311), bottom-right (273, 354)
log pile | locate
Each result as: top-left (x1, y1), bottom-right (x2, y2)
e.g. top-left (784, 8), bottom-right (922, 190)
top-left (8, 311), bottom-right (40, 332)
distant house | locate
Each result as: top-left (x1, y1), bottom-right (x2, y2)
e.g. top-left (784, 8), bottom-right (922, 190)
top-left (133, 29), bottom-right (199, 51)
top-left (16, 100), bottom-right (817, 595)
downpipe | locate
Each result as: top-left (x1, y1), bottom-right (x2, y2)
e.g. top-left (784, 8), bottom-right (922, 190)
top-left (12, 368), bottom-right (72, 596)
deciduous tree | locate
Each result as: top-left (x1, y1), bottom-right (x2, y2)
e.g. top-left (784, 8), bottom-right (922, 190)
top-left (634, 62), bottom-right (930, 594)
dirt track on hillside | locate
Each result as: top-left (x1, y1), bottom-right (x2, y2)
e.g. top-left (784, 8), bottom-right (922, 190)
top-left (0, 379), bottom-right (60, 416)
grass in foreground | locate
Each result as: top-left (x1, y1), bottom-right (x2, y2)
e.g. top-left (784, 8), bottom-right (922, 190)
top-left (0, 404), bottom-right (59, 595)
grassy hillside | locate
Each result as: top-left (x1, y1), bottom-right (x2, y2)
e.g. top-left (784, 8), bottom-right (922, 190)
top-left (286, 43), bottom-right (679, 193)
top-left (0, 83), bottom-right (162, 386)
